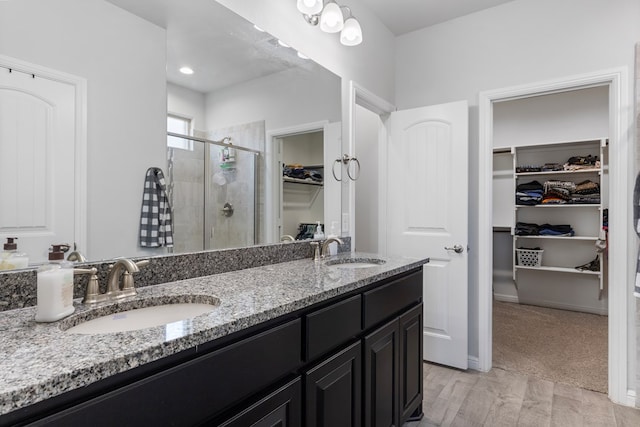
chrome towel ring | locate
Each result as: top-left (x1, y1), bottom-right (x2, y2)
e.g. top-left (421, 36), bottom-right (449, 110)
top-left (332, 154), bottom-right (361, 182)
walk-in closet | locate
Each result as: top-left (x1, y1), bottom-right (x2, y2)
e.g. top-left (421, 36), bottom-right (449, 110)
top-left (491, 85), bottom-right (609, 392)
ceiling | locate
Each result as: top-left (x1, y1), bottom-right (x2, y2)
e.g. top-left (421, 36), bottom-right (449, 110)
top-left (106, 0), bottom-right (518, 94)
top-left (108, 0), bottom-right (317, 93)
top-left (358, 0), bottom-right (517, 35)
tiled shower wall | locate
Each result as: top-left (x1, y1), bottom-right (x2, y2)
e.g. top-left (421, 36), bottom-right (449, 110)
top-left (207, 120), bottom-right (265, 249)
top-left (167, 121), bottom-right (265, 252)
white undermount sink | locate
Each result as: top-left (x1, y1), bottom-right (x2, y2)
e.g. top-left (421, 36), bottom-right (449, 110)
top-left (325, 258), bottom-right (386, 269)
top-left (64, 298), bottom-right (219, 335)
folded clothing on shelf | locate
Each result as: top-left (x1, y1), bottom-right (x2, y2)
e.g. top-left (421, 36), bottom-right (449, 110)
top-left (538, 223), bottom-right (575, 236)
top-left (515, 222), bottom-right (575, 237)
top-left (283, 164), bottom-right (323, 183)
top-left (516, 180), bottom-right (543, 205)
top-left (564, 155), bottom-right (600, 171)
top-left (516, 165), bottom-right (542, 173)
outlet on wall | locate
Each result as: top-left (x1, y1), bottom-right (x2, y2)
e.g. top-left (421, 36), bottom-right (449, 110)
top-left (342, 213), bottom-right (349, 232)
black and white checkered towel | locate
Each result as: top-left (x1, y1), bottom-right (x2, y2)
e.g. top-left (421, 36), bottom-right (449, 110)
top-left (139, 167), bottom-right (173, 248)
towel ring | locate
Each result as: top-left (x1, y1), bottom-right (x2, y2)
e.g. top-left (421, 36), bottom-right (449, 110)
top-left (332, 154), bottom-right (360, 182)
top-left (332, 158), bottom-right (343, 182)
top-left (346, 157), bottom-right (361, 181)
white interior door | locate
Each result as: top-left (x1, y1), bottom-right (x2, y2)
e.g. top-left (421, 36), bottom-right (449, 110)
top-left (0, 70), bottom-right (76, 263)
top-left (386, 100), bottom-right (469, 369)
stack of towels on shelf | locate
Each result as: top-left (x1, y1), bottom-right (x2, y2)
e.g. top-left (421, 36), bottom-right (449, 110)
top-left (516, 180), bottom-right (600, 205)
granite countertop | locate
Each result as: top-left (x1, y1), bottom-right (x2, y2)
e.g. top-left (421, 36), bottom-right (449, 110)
top-left (0, 252), bottom-right (427, 417)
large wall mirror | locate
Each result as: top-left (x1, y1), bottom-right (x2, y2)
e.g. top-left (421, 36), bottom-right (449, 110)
top-left (0, 0), bottom-right (341, 267)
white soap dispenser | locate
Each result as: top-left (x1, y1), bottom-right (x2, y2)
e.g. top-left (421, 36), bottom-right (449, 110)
top-left (35, 244), bottom-right (75, 322)
top-left (327, 221), bottom-right (340, 256)
top-left (0, 237), bottom-right (29, 270)
top-left (313, 221), bottom-right (325, 240)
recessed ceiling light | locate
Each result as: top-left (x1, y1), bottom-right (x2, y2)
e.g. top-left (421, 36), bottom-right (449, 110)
top-left (277, 40), bottom-right (290, 48)
top-left (179, 67), bottom-right (194, 75)
top-left (297, 51), bottom-right (309, 60)
top-left (253, 24), bottom-right (265, 32)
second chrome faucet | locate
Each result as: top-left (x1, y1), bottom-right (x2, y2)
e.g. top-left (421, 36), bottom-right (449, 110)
top-left (311, 237), bottom-right (344, 261)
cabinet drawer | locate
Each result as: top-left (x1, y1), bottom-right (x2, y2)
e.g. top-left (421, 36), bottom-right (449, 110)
top-left (217, 377), bottom-right (302, 427)
top-left (34, 319), bottom-right (302, 427)
top-left (363, 270), bottom-right (422, 329)
top-left (305, 294), bottom-right (361, 361)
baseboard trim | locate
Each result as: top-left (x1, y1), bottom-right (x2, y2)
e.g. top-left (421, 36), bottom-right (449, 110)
top-left (493, 293), bottom-right (519, 303)
top-left (622, 389), bottom-right (637, 408)
top-left (516, 298), bottom-right (608, 315)
top-left (468, 356), bottom-right (482, 371)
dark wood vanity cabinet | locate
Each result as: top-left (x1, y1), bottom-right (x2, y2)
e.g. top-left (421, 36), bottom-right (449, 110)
top-left (9, 267), bottom-right (423, 427)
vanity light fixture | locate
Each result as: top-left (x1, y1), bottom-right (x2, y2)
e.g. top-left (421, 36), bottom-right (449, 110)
top-left (179, 66), bottom-right (194, 75)
top-left (277, 39), bottom-right (291, 48)
top-left (319, 2), bottom-right (343, 33)
top-left (297, 0), bottom-right (323, 16)
top-left (298, 1), bottom-right (363, 46)
top-left (297, 51), bottom-right (309, 59)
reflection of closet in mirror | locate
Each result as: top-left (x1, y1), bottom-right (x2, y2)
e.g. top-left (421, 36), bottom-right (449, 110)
top-left (280, 132), bottom-right (325, 240)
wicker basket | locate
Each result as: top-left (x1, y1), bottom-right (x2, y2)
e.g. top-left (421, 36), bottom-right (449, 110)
top-left (516, 248), bottom-right (544, 267)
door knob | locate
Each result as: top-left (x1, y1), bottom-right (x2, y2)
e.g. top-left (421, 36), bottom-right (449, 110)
top-left (444, 244), bottom-right (464, 254)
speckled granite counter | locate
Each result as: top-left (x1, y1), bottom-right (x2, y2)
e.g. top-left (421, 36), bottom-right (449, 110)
top-left (0, 252), bottom-right (427, 417)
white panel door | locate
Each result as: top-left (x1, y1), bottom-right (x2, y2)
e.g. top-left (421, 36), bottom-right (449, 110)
top-left (0, 70), bottom-right (76, 263)
top-left (387, 100), bottom-right (469, 369)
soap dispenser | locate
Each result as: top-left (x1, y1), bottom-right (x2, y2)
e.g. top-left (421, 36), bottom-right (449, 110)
top-left (313, 221), bottom-right (325, 240)
top-left (0, 237), bottom-right (29, 270)
top-left (35, 244), bottom-right (75, 322)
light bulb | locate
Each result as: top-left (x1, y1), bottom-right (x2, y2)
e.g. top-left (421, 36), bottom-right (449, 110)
top-left (320, 2), bottom-right (344, 33)
top-left (297, 0), bottom-right (323, 16)
top-left (340, 17), bottom-right (362, 46)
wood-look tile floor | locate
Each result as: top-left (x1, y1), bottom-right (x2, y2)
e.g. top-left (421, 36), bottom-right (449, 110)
top-left (405, 362), bottom-right (640, 427)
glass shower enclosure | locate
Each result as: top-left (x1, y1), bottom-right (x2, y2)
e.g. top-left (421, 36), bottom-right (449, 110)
top-left (167, 131), bottom-right (260, 253)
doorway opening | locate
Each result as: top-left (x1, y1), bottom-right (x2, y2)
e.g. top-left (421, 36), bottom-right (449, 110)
top-left (479, 68), bottom-right (631, 404)
top-left (279, 131), bottom-right (326, 240)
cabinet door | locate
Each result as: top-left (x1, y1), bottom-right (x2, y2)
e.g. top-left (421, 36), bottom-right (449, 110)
top-left (399, 303), bottom-right (423, 424)
top-left (217, 377), bottom-right (302, 427)
top-left (364, 319), bottom-right (399, 427)
top-left (305, 341), bottom-right (362, 427)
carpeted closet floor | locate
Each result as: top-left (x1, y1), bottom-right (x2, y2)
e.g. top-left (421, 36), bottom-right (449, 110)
top-left (492, 300), bottom-right (608, 394)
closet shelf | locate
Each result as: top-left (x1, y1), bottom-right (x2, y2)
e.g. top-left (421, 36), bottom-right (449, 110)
top-left (515, 168), bottom-right (600, 177)
top-left (515, 265), bottom-right (601, 276)
top-left (283, 177), bottom-right (323, 186)
top-left (515, 204), bottom-right (600, 208)
top-left (515, 235), bottom-right (600, 241)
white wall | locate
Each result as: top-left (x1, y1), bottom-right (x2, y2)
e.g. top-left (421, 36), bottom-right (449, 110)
top-left (167, 82), bottom-right (206, 131)
top-left (354, 104), bottom-right (380, 252)
top-left (0, 0), bottom-right (167, 261)
top-left (205, 67), bottom-right (341, 133)
top-left (395, 0), bottom-right (639, 380)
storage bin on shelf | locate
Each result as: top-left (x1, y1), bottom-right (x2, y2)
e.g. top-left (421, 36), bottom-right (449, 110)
top-left (516, 248), bottom-right (544, 267)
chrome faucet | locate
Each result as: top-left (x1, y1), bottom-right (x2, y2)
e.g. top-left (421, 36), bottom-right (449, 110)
top-left (321, 237), bottom-right (344, 258)
top-left (76, 258), bottom-right (149, 304)
top-left (280, 235), bottom-right (295, 242)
